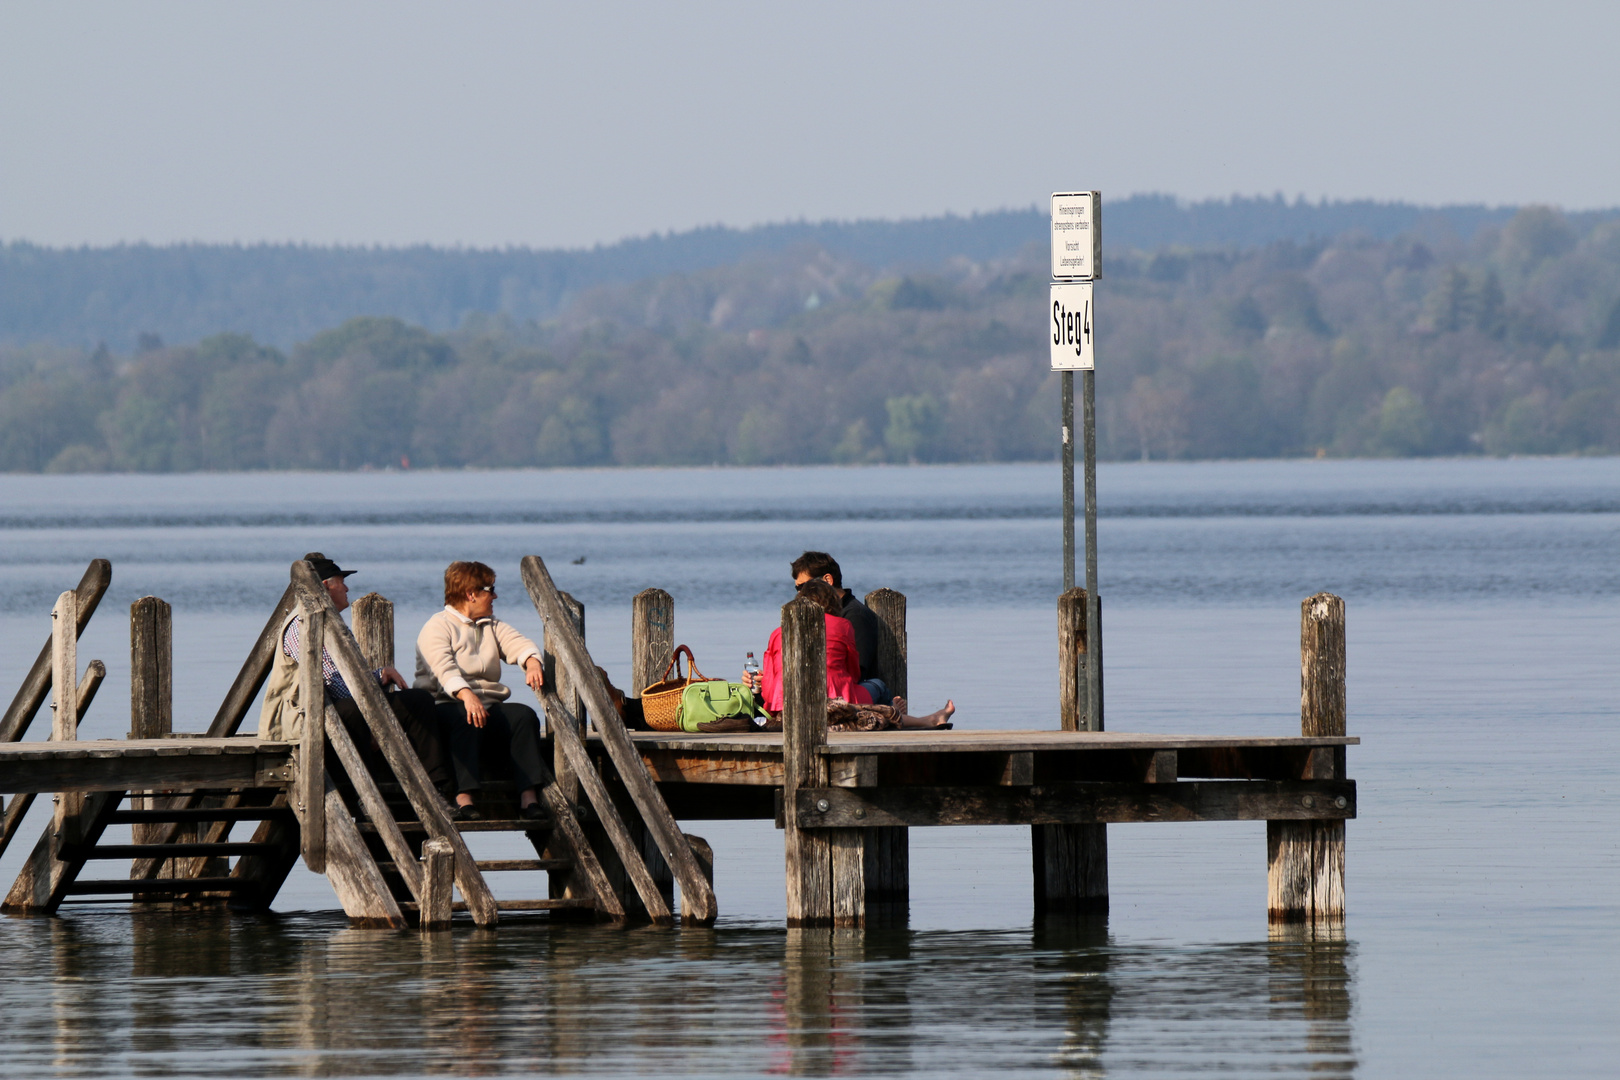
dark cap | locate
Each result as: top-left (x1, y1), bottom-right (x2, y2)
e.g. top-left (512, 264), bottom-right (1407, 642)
top-left (303, 552), bottom-right (356, 582)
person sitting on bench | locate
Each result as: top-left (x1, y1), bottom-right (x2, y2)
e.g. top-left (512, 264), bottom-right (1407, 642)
top-left (791, 551), bottom-right (891, 705)
top-left (258, 552), bottom-right (455, 803)
top-left (750, 580), bottom-right (954, 731)
top-left (414, 561), bottom-right (547, 822)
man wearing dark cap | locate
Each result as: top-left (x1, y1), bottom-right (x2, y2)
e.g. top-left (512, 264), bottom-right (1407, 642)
top-left (259, 553), bottom-right (454, 801)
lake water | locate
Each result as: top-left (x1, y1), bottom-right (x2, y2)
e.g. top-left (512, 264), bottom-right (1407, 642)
top-left (0, 458), bottom-right (1614, 1078)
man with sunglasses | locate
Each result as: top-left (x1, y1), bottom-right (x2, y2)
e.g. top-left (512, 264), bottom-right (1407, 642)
top-left (790, 551), bottom-right (891, 706)
top-left (414, 560), bottom-right (547, 822)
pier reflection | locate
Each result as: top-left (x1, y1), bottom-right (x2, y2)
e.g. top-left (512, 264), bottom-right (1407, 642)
top-left (0, 913), bottom-right (1356, 1077)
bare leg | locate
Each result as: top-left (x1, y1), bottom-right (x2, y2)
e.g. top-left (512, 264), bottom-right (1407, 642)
top-left (898, 699), bottom-right (955, 729)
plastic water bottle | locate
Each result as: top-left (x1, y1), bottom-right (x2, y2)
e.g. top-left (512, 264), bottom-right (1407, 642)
top-left (744, 651), bottom-right (760, 679)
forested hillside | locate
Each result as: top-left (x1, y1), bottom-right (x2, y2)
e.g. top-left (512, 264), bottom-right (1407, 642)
top-left (0, 195), bottom-right (1540, 351)
top-left (2, 204), bottom-right (1618, 471)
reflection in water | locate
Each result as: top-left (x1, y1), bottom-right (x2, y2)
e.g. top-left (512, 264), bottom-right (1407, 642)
top-left (0, 913), bottom-right (1353, 1077)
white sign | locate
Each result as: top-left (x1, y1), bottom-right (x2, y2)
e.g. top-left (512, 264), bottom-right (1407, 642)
top-left (1051, 191), bottom-right (1101, 280)
top-left (1050, 282), bottom-right (1095, 370)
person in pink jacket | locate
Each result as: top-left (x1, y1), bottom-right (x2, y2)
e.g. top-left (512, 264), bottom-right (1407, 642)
top-left (752, 581), bottom-right (954, 731)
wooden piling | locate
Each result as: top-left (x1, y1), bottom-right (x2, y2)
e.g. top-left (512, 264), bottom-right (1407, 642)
top-left (51, 592), bottom-right (78, 743)
top-left (544, 591), bottom-right (586, 801)
top-left (681, 834), bottom-right (715, 926)
top-left (351, 593), bottom-right (394, 670)
top-left (859, 588), bottom-right (911, 924)
top-left (782, 594), bottom-right (832, 926)
top-left (297, 606), bottom-right (326, 874)
top-left (863, 588), bottom-right (907, 703)
top-left (1268, 593), bottom-right (1347, 926)
top-left (0, 559), bottom-right (111, 746)
top-left (630, 588), bottom-right (674, 697)
top-left (1038, 588), bottom-right (1108, 915)
top-left (420, 838), bottom-right (454, 930)
top-left (129, 597), bottom-right (176, 885)
top-left (50, 592), bottom-right (83, 847)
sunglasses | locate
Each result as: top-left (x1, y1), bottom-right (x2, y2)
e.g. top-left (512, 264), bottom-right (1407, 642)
top-left (474, 585), bottom-right (496, 595)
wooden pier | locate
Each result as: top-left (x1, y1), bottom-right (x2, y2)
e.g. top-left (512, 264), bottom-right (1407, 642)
top-left (0, 557), bottom-right (1355, 931)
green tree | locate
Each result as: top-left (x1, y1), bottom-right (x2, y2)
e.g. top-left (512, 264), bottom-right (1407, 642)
top-left (1371, 387), bottom-right (1433, 456)
top-left (883, 394), bottom-right (942, 462)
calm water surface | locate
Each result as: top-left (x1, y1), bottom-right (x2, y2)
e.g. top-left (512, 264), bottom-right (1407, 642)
top-left (0, 459), bottom-right (1614, 1078)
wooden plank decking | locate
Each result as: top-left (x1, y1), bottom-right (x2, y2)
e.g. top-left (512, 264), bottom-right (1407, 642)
top-left (0, 738), bottom-right (291, 794)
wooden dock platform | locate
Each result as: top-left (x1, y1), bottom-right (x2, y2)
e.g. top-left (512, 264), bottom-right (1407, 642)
top-left (0, 555), bottom-right (1357, 933)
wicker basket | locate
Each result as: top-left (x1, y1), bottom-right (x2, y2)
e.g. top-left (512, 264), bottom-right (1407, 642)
top-left (640, 645), bottom-right (705, 732)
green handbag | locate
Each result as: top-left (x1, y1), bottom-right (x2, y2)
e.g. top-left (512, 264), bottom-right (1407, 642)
top-left (678, 679), bottom-right (759, 732)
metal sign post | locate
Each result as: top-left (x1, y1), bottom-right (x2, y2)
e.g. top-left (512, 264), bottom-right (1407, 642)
top-left (1051, 192), bottom-right (1102, 729)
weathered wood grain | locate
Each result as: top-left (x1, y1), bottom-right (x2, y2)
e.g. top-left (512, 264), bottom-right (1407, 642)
top-left (1033, 823), bottom-right (1108, 915)
top-left (630, 588), bottom-right (674, 697)
top-left (0, 660), bottom-right (104, 861)
top-left (297, 605), bottom-right (326, 873)
top-left (0, 559), bottom-right (110, 745)
top-left (797, 780), bottom-right (1357, 828)
top-left (288, 769), bottom-right (405, 928)
top-left (863, 588), bottom-right (907, 702)
top-left (680, 834), bottom-right (715, 926)
top-left (623, 730), bottom-right (1358, 755)
top-left (542, 688), bottom-right (658, 921)
top-left (322, 703), bottom-right (422, 900)
top-left (544, 591), bottom-right (585, 801)
top-left (128, 596), bottom-right (174, 862)
top-left (51, 591), bottom-right (78, 744)
top-left (782, 594), bottom-right (832, 926)
top-left (419, 838), bottom-right (454, 930)
top-left (351, 592), bottom-right (394, 670)
top-left (522, 554), bottom-right (715, 922)
top-left (1057, 587), bottom-right (1091, 732)
top-left (1301, 593), bottom-right (1346, 738)
top-left (2, 790), bottom-right (120, 912)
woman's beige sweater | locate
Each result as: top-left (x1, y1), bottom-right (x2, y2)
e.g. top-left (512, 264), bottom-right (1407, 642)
top-left (413, 606), bottom-right (542, 704)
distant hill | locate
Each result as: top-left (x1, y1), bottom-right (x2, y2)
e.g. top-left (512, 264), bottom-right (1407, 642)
top-left (4, 194), bottom-right (1602, 351)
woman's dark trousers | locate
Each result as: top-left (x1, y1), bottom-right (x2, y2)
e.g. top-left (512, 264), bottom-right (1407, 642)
top-left (436, 700), bottom-right (546, 795)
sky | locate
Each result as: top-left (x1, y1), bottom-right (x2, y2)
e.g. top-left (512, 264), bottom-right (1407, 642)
top-left (2, 1), bottom-right (1617, 250)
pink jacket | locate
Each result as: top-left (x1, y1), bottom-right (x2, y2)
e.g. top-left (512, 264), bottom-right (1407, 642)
top-left (760, 613), bottom-right (871, 713)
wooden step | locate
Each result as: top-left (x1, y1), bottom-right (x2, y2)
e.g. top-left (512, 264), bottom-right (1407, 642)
top-left (61, 877), bottom-right (256, 895)
top-left (78, 842), bottom-right (270, 859)
top-left (399, 897), bottom-right (596, 913)
top-left (357, 817), bottom-right (552, 834)
top-left (109, 807), bottom-right (294, 824)
top-left (478, 858), bottom-right (571, 873)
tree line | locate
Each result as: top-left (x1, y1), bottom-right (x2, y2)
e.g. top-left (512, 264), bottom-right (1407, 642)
top-left (1, 204), bottom-right (1617, 472)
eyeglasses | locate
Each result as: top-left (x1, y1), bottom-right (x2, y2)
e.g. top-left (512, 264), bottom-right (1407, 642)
top-left (475, 585), bottom-right (496, 596)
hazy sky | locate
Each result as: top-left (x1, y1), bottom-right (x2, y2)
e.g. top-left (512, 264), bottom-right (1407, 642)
top-left (2, 1), bottom-right (1616, 249)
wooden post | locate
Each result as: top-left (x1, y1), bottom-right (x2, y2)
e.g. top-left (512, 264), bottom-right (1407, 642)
top-left (1057, 587), bottom-right (1094, 732)
top-left (782, 595), bottom-right (832, 926)
top-left (351, 593), bottom-right (394, 670)
top-left (863, 588), bottom-right (906, 703)
top-left (298, 606), bottom-right (326, 874)
top-left (0, 663), bottom-right (103, 866)
top-left (129, 597), bottom-right (175, 885)
top-left (0, 559), bottom-right (111, 746)
top-left (1268, 593), bottom-right (1347, 926)
top-left (420, 838), bottom-right (454, 931)
top-left (859, 588), bottom-right (910, 924)
top-left (1039, 588), bottom-right (1108, 916)
top-left (50, 592), bottom-right (82, 847)
top-left (51, 592), bottom-right (77, 743)
top-left (630, 588), bottom-right (674, 697)
top-left (544, 592), bottom-right (586, 799)
top-left (681, 834), bottom-right (715, 926)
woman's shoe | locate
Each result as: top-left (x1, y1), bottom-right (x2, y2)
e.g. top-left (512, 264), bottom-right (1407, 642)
top-left (519, 803), bottom-right (546, 822)
top-left (451, 803), bottom-right (483, 822)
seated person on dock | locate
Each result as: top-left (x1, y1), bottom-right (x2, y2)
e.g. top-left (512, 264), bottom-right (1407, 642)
top-left (791, 551), bottom-right (891, 705)
top-left (414, 561), bottom-right (547, 823)
top-left (750, 580), bottom-right (954, 731)
top-left (258, 552), bottom-right (454, 801)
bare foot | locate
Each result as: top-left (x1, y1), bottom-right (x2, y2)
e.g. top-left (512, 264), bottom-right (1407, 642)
top-left (901, 700), bottom-right (955, 729)
top-left (891, 696), bottom-right (907, 714)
